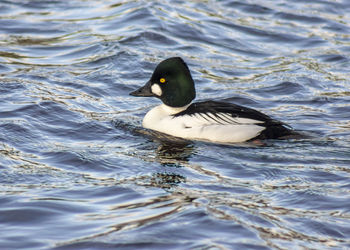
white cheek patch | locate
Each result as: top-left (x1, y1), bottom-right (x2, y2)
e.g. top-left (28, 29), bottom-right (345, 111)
top-left (151, 84), bottom-right (162, 96)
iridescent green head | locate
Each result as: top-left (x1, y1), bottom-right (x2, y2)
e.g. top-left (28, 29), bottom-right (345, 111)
top-left (130, 57), bottom-right (196, 107)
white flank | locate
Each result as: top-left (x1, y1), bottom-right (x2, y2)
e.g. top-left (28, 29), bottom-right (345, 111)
top-left (142, 104), bottom-right (266, 143)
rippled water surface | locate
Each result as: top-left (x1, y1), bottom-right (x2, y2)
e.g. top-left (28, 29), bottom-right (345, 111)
top-left (1, 0), bottom-right (350, 249)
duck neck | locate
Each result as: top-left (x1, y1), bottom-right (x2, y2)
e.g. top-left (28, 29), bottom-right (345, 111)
top-left (161, 103), bottom-right (190, 115)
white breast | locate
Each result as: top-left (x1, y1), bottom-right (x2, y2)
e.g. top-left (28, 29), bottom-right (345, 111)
top-left (142, 104), bottom-right (266, 143)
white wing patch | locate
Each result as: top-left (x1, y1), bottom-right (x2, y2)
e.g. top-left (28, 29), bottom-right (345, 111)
top-left (183, 112), bottom-right (264, 127)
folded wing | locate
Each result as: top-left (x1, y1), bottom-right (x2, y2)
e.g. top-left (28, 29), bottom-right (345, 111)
top-left (172, 101), bottom-right (295, 141)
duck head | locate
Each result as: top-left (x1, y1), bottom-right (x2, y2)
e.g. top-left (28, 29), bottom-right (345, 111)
top-left (130, 57), bottom-right (196, 107)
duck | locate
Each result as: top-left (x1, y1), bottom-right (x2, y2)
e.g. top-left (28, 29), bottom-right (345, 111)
top-left (130, 57), bottom-right (299, 143)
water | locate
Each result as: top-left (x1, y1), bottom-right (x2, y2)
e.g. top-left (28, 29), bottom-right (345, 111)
top-left (1, 0), bottom-right (350, 249)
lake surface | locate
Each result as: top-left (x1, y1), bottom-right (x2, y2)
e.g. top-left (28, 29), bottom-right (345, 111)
top-left (1, 0), bottom-right (350, 249)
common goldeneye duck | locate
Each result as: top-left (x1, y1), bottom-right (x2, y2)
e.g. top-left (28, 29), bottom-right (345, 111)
top-left (130, 57), bottom-right (298, 143)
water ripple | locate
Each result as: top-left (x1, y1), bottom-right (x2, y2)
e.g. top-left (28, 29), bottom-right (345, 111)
top-left (1, 0), bottom-right (350, 249)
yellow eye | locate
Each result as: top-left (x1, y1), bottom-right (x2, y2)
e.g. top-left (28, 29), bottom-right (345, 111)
top-left (159, 78), bottom-right (166, 83)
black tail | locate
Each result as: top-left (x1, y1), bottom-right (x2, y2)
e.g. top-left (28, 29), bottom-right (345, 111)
top-left (254, 124), bottom-right (303, 140)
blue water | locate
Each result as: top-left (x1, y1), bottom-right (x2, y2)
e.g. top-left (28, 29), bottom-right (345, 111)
top-left (1, 0), bottom-right (350, 249)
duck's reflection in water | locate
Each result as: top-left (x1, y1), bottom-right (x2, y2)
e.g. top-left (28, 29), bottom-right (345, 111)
top-left (141, 129), bottom-right (195, 188)
top-left (114, 120), bottom-right (195, 186)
